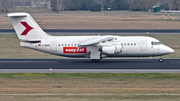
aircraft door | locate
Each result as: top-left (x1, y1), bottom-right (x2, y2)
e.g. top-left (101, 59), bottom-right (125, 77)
top-left (141, 40), bottom-right (147, 51)
top-left (51, 41), bottom-right (57, 51)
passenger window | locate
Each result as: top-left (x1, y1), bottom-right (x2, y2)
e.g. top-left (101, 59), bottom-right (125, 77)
top-left (65, 44), bottom-right (66, 46)
top-left (124, 43), bottom-right (126, 46)
top-left (71, 44), bottom-right (73, 46)
top-left (131, 43), bottom-right (133, 46)
top-left (121, 43), bottom-right (123, 46)
top-left (134, 43), bottom-right (136, 46)
top-left (62, 44), bottom-right (63, 46)
top-left (115, 38), bottom-right (117, 40)
top-left (127, 43), bottom-right (129, 46)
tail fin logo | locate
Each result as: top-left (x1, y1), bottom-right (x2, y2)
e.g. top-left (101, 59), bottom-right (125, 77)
top-left (20, 22), bottom-right (33, 35)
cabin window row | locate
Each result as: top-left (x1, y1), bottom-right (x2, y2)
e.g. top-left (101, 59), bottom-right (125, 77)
top-left (58, 43), bottom-right (136, 47)
top-left (58, 44), bottom-right (78, 47)
top-left (44, 44), bottom-right (50, 46)
top-left (121, 43), bottom-right (136, 46)
top-left (38, 44), bottom-right (50, 47)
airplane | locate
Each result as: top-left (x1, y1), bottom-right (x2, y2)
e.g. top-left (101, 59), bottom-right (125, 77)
top-left (7, 13), bottom-right (174, 62)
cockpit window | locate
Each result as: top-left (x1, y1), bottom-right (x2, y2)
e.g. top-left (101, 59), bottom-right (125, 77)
top-left (154, 42), bottom-right (158, 45)
top-left (158, 42), bottom-right (162, 44)
top-left (151, 41), bottom-right (162, 45)
top-left (151, 42), bottom-right (154, 45)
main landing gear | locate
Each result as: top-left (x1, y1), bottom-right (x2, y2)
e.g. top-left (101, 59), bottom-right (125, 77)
top-left (159, 56), bottom-right (163, 63)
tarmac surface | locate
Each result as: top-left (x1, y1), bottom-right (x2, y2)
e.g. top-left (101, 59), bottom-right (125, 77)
top-left (0, 58), bottom-right (180, 73)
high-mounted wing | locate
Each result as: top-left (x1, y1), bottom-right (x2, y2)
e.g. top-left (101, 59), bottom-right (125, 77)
top-left (78, 36), bottom-right (114, 47)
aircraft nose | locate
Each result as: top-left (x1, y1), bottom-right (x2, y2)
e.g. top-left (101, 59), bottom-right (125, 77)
top-left (168, 47), bottom-right (174, 53)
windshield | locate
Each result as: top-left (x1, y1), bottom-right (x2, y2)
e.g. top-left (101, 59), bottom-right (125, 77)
top-left (151, 41), bottom-right (162, 45)
top-left (158, 42), bottom-right (162, 44)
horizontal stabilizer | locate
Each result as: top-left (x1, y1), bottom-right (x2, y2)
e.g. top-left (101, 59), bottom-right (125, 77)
top-left (7, 13), bottom-right (28, 17)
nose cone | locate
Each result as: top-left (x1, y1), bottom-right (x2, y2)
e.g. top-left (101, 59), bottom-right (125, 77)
top-left (169, 48), bottom-right (174, 53)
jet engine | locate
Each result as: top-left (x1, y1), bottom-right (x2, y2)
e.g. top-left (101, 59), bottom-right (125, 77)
top-left (102, 45), bottom-right (122, 54)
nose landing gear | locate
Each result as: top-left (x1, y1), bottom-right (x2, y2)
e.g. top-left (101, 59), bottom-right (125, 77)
top-left (159, 56), bottom-right (163, 63)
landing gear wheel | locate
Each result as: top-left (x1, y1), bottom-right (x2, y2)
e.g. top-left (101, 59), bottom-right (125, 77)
top-left (159, 58), bottom-right (163, 63)
top-left (91, 59), bottom-right (100, 63)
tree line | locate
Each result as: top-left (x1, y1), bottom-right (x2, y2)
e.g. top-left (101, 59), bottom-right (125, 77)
top-left (0, 0), bottom-right (50, 13)
top-left (51, 0), bottom-right (180, 12)
top-left (1, 0), bottom-right (180, 13)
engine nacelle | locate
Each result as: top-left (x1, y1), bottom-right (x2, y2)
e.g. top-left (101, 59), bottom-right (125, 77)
top-left (102, 45), bottom-right (122, 54)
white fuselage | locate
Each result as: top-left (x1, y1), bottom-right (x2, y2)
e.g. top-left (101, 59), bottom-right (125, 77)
top-left (20, 35), bottom-right (174, 58)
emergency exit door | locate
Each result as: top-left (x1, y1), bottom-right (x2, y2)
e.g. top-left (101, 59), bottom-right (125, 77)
top-left (141, 41), bottom-right (147, 51)
top-left (51, 41), bottom-right (57, 51)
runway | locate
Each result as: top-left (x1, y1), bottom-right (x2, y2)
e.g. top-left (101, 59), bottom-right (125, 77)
top-left (1, 29), bottom-right (180, 34)
top-left (0, 58), bottom-right (180, 73)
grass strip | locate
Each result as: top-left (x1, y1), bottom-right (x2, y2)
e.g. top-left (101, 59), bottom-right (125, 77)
top-left (0, 73), bottom-right (180, 79)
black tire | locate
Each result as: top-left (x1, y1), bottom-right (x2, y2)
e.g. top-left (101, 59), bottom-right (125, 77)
top-left (159, 58), bottom-right (163, 63)
top-left (91, 59), bottom-right (100, 63)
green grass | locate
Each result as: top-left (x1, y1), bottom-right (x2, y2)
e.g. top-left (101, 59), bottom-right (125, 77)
top-left (9, 95), bottom-right (180, 100)
top-left (1, 73), bottom-right (180, 100)
top-left (1, 73), bottom-right (180, 79)
top-left (36, 95), bottom-right (180, 100)
top-left (1, 94), bottom-right (180, 101)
